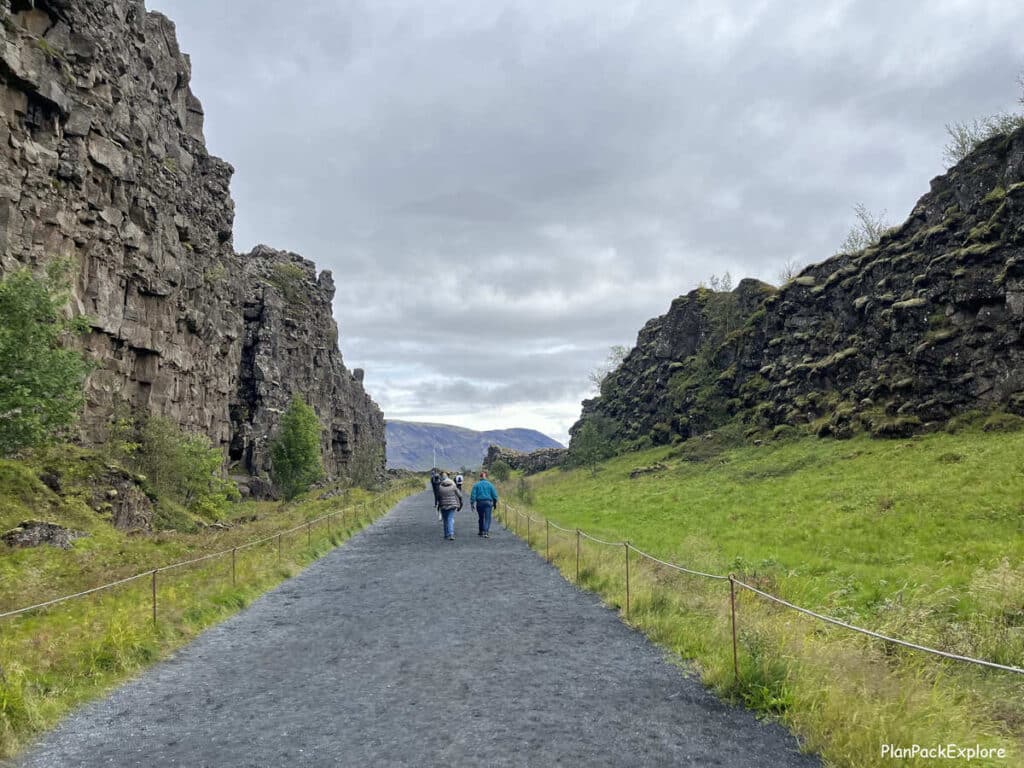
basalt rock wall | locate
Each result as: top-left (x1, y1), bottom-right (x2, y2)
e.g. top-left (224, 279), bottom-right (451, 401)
top-left (576, 128), bottom-right (1024, 446)
top-left (231, 246), bottom-right (384, 488)
top-left (0, 1), bottom-right (384, 487)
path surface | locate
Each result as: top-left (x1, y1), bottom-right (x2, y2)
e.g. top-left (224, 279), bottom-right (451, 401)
top-left (17, 491), bottom-right (819, 767)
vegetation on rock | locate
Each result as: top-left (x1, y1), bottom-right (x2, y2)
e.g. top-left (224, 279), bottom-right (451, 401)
top-left (0, 265), bottom-right (91, 457)
top-left (270, 396), bottom-right (325, 500)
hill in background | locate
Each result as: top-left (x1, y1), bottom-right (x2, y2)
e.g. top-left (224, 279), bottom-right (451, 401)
top-left (386, 421), bottom-right (563, 470)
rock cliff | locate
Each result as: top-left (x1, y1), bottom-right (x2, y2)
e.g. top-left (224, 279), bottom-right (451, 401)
top-left (575, 128), bottom-right (1024, 446)
top-left (0, 0), bottom-right (384, 487)
top-left (482, 445), bottom-right (568, 475)
top-left (231, 246), bottom-right (384, 489)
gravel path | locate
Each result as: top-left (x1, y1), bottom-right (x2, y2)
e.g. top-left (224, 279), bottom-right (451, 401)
top-left (16, 490), bottom-right (819, 767)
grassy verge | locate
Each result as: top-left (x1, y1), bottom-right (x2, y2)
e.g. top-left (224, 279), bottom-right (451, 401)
top-left (0, 477), bottom-right (420, 759)
top-left (499, 427), bottom-right (1024, 767)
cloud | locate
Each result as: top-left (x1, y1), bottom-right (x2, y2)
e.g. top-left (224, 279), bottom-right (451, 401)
top-left (153, 0), bottom-right (1024, 444)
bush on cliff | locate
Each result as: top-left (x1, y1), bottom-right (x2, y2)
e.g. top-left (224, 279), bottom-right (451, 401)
top-left (136, 416), bottom-right (238, 526)
top-left (271, 395), bottom-right (324, 500)
top-left (0, 264), bottom-right (91, 456)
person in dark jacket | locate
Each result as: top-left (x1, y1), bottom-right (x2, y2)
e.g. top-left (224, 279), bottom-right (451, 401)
top-left (470, 470), bottom-right (499, 538)
top-left (436, 473), bottom-right (462, 540)
top-left (430, 469), bottom-right (442, 521)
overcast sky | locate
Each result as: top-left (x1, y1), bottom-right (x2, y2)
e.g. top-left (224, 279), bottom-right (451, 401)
top-left (151, 0), bottom-right (1023, 445)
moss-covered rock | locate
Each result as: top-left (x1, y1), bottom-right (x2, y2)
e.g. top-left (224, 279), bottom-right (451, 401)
top-left (571, 126), bottom-right (1024, 453)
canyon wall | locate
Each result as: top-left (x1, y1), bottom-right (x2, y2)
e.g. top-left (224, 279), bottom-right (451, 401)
top-left (0, 0), bottom-right (384, 487)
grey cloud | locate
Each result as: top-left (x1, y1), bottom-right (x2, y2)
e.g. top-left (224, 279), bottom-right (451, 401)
top-left (154, 0), bottom-right (1024, 438)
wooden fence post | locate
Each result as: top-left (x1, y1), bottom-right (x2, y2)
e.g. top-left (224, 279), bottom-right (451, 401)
top-left (576, 529), bottom-right (581, 583)
top-left (729, 574), bottom-right (739, 684)
top-left (624, 543), bottom-right (630, 618)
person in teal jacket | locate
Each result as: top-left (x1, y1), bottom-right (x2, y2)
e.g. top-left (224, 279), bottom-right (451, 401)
top-left (470, 471), bottom-right (500, 538)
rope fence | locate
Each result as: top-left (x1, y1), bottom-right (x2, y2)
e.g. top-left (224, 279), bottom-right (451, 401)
top-left (0, 494), bottom-right (397, 624)
top-left (498, 502), bottom-right (1024, 679)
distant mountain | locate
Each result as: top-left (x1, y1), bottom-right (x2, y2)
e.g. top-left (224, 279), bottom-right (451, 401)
top-left (386, 421), bottom-right (563, 470)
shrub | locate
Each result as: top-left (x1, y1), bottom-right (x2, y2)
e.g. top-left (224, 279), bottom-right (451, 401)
top-left (837, 203), bottom-right (890, 254)
top-left (568, 415), bottom-right (618, 475)
top-left (489, 459), bottom-right (511, 483)
top-left (267, 262), bottom-right (308, 305)
top-left (0, 264), bottom-right (91, 456)
top-left (136, 416), bottom-right (238, 522)
top-left (270, 395), bottom-right (324, 500)
top-left (943, 113), bottom-right (1024, 166)
top-left (588, 344), bottom-right (630, 395)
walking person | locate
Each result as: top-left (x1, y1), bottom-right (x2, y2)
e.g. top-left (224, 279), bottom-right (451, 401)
top-left (455, 472), bottom-right (464, 492)
top-left (470, 470), bottom-right (499, 538)
top-left (430, 468), bottom-right (443, 521)
top-left (436, 472), bottom-right (462, 540)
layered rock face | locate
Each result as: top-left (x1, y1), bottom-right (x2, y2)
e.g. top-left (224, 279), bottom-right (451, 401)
top-left (483, 445), bottom-right (567, 475)
top-left (576, 128), bottom-right (1024, 446)
top-left (1, 0), bottom-right (238, 443)
top-left (231, 246), bottom-right (384, 488)
top-left (0, 0), bottom-right (384, 486)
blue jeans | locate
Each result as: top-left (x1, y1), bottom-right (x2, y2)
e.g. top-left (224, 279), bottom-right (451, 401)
top-left (476, 501), bottom-right (493, 534)
top-left (441, 507), bottom-right (457, 538)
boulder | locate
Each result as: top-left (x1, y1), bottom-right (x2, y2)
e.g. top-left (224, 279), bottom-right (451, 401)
top-left (2, 521), bottom-right (88, 550)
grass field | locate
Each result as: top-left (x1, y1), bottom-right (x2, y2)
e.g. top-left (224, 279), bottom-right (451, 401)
top-left (501, 426), bottom-right (1024, 767)
top-left (0, 462), bottom-right (420, 759)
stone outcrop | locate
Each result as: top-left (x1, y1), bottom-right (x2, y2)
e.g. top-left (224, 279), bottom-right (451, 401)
top-left (90, 465), bottom-right (153, 529)
top-left (576, 128), bottom-right (1024, 446)
top-left (230, 246), bottom-right (384, 487)
top-left (2, 520), bottom-right (87, 549)
top-left (0, 0), bottom-right (385, 489)
top-left (483, 445), bottom-right (567, 475)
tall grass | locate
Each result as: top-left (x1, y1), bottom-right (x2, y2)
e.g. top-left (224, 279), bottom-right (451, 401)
top-left (501, 428), bottom-right (1024, 767)
top-left (0, 483), bottom-right (418, 758)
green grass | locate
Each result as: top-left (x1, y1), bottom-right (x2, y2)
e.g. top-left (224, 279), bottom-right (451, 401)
top-left (502, 427), bottom-right (1024, 767)
top-left (0, 461), bottom-right (420, 759)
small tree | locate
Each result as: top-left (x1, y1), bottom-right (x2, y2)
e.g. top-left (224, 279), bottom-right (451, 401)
top-left (777, 257), bottom-right (802, 286)
top-left (838, 203), bottom-right (889, 254)
top-left (136, 416), bottom-right (237, 518)
top-left (0, 264), bottom-right (91, 456)
top-left (588, 344), bottom-right (630, 394)
top-left (569, 415), bottom-right (617, 475)
top-left (942, 72), bottom-right (1024, 166)
top-left (706, 272), bottom-right (733, 293)
top-left (489, 459), bottom-right (511, 482)
top-left (271, 395), bottom-right (324, 500)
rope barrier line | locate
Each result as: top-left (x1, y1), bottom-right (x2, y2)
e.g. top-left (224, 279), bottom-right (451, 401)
top-left (505, 504), bottom-right (1023, 676)
top-left (579, 530), bottom-right (626, 547)
top-left (629, 545), bottom-right (730, 582)
top-left (0, 572), bottom-right (152, 620)
top-left (0, 492), bottom-right (393, 622)
top-left (733, 579), bottom-right (1024, 676)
